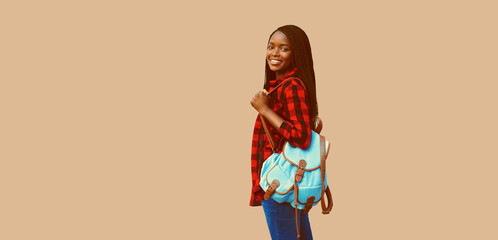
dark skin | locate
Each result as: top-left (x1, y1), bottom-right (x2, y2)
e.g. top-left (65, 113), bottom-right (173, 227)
top-left (251, 31), bottom-right (293, 130)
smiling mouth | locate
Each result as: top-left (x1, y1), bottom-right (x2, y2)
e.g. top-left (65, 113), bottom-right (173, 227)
top-left (269, 59), bottom-right (282, 64)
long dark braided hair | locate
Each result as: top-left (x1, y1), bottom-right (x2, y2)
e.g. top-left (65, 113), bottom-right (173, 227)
top-left (263, 25), bottom-right (319, 121)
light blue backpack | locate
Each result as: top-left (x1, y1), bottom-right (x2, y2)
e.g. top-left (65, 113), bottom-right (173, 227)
top-left (259, 116), bottom-right (333, 214)
top-left (259, 115), bottom-right (333, 238)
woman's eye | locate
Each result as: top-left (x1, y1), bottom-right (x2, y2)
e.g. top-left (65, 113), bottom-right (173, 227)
top-left (267, 46), bottom-right (274, 50)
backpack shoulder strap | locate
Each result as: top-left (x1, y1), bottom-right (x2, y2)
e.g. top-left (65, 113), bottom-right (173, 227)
top-left (320, 135), bottom-right (333, 214)
top-left (267, 77), bottom-right (306, 95)
top-left (260, 115), bottom-right (278, 153)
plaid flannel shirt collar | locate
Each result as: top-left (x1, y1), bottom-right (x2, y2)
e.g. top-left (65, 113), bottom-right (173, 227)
top-left (269, 68), bottom-right (298, 90)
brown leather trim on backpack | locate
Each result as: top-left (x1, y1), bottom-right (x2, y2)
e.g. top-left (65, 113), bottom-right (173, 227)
top-left (293, 183), bottom-right (301, 239)
top-left (320, 136), bottom-right (333, 214)
top-left (293, 181), bottom-right (321, 239)
top-left (265, 176), bottom-right (294, 195)
top-left (313, 116), bottom-right (323, 134)
top-left (264, 179), bottom-right (280, 200)
top-left (264, 165), bottom-right (295, 195)
top-left (295, 185), bottom-right (321, 205)
top-left (303, 196), bottom-right (315, 213)
top-left (260, 116), bottom-right (279, 153)
top-left (281, 148), bottom-right (321, 171)
top-left (294, 160), bottom-right (307, 182)
top-left (320, 135), bottom-right (326, 192)
top-left (322, 186), bottom-right (333, 214)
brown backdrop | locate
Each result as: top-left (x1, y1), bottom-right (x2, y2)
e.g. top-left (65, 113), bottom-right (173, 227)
top-left (1, 0), bottom-right (497, 239)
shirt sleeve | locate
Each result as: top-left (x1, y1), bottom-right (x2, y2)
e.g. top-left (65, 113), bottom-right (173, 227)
top-left (278, 79), bottom-right (312, 149)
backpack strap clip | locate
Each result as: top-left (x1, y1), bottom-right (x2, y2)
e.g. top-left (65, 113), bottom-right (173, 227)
top-left (264, 179), bottom-right (280, 200)
top-left (303, 196), bottom-right (315, 214)
top-left (294, 160), bottom-right (307, 182)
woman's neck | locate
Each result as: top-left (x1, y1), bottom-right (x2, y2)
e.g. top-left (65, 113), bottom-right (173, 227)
top-left (274, 68), bottom-right (296, 80)
top-left (275, 71), bottom-right (289, 80)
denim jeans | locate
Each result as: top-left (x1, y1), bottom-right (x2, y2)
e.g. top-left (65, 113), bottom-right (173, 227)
top-left (262, 198), bottom-right (313, 240)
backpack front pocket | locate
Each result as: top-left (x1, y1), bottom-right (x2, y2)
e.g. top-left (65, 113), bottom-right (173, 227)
top-left (261, 159), bottom-right (295, 204)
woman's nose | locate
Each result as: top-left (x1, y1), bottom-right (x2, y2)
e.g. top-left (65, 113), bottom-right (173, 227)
top-left (271, 48), bottom-right (280, 57)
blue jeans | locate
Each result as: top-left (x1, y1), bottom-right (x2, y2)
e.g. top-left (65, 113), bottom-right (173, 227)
top-left (262, 198), bottom-right (313, 240)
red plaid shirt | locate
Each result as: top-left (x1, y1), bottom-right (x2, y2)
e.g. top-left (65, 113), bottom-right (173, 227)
top-left (250, 68), bottom-right (312, 206)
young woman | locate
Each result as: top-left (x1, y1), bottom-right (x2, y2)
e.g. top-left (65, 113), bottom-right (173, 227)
top-left (250, 25), bottom-right (319, 240)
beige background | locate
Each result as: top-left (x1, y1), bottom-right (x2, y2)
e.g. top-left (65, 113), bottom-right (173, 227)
top-left (1, 0), bottom-right (497, 239)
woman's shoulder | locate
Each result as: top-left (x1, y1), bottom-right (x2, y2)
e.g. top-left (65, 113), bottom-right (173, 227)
top-left (276, 77), bottom-right (308, 102)
top-left (281, 77), bottom-right (306, 92)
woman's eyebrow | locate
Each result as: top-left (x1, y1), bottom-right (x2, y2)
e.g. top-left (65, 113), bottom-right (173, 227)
top-left (268, 42), bottom-right (290, 46)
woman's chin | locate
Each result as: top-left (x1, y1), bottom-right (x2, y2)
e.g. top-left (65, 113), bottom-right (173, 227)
top-left (269, 67), bottom-right (279, 72)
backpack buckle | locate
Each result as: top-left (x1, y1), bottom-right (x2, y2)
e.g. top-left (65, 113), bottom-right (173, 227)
top-left (303, 196), bottom-right (315, 213)
top-left (264, 179), bottom-right (280, 200)
top-left (295, 160), bottom-right (307, 182)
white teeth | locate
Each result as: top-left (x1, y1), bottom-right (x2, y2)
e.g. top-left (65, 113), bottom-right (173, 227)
top-left (271, 60), bottom-right (282, 63)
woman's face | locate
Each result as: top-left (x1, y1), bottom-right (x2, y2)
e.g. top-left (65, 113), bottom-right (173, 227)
top-left (267, 31), bottom-right (293, 78)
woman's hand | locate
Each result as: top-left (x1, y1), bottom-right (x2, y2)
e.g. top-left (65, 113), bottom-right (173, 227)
top-left (251, 89), bottom-right (284, 131)
top-left (250, 90), bottom-right (270, 113)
